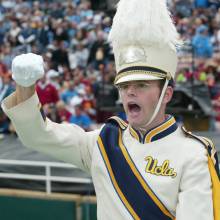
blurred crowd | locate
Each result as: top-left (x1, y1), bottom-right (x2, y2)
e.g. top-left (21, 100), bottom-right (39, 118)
top-left (1, 0), bottom-right (220, 137)
top-left (170, 0), bottom-right (220, 129)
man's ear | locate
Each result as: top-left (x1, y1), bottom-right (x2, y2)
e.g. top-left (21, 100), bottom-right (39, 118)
top-left (163, 86), bottom-right (173, 104)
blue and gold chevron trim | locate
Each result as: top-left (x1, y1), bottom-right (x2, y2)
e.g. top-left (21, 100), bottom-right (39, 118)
top-left (97, 119), bottom-right (175, 220)
top-left (108, 116), bottom-right (128, 130)
top-left (129, 115), bottom-right (178, 144)
top-left (181, 126), bottom-right (220, 220)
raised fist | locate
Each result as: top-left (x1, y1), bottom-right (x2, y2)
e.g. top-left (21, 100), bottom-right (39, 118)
top-left (12, 53), bottom-right (45, 87)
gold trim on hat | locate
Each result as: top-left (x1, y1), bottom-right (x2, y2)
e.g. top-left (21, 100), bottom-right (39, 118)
top-left (114, 70), bottom-right (171, 85)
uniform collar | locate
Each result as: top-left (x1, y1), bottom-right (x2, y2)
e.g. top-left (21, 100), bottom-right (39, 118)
top-left (129, 115), bottom-right (178, 144)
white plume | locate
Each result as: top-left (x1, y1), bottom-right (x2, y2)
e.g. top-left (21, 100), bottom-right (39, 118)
top-left (108, 0), bottom-right (180, 52)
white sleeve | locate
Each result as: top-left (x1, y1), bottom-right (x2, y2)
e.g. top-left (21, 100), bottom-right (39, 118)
top-left (1, 92), bottom-right (100, 173)
top-left (176, 147), bottom-right (213, 220)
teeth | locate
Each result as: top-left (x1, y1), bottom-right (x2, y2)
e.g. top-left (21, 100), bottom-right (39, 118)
top-left (128, 102), bottom-right (137, 105)
top-left (128, 102), bottom-right (138, 106)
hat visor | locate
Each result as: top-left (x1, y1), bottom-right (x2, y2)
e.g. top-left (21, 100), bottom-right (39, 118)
top-left (115, 73), bottom-right (163, 85)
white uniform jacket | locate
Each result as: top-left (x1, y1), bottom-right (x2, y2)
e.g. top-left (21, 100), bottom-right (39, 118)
top-left (2, 92), bottom-right (217, 220)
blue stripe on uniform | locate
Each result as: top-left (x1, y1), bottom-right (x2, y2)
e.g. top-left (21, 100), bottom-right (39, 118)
top-left (99, 122), bottom-right (174, 220)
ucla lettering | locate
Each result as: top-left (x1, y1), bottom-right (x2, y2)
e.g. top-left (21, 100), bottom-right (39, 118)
top-left (145, 156), bottom-right (177, 178)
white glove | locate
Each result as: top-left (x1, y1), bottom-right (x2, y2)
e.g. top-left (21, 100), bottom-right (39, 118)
top-left (12, 53), bottom-right (45, 87)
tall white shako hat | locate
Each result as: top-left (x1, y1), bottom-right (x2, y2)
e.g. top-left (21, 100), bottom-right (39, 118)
top-left (108, 0), bottom-right (181, 127)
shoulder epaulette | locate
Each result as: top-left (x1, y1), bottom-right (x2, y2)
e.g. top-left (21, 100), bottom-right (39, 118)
top-left (107, 116), bottom-right (128, 130)
top-left (181, 126), bottom-right (214, 148)
top-left (181, 126), bottom-right (220, 179)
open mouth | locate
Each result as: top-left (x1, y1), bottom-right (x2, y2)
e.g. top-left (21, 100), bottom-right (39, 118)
top-left (128, 103), bottom-right (141, 113)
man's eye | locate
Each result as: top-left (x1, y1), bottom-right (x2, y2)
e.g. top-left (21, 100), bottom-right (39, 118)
top-left (137, 83), bottom-right (149, 88)
top-left (119, 84), bottom-right (129, 90)
top-left (117, 82), bottom-right (150, 90)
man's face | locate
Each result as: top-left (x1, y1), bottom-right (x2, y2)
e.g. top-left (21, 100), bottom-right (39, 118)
top-left (118, 80), bottom-right (161, 129)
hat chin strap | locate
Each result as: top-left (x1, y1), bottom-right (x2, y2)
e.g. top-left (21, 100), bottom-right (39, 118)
top-left (139, 79), bottom-right (169, 133)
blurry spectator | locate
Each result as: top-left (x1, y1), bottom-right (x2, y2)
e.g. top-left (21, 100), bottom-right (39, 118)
top-left (37, 21), bottom-right (52, 49)
top-left (204, 61), bottom-right (219, 98)
top-left (65, 4), bottom-right (81, 24)
top-left (0, 20), bottom-right (5, 44)
top-left (18, 22), bottom-right (37, 52)
top-left (102, 16), bottom-right (111, 34)
top-left (52, 19), bottom-right (69, 43)
top-left (69, 88), bottom-right (86, 109)
top-left (51, 41), bottom-right (70, 69)
top-left (1, 44), bottom-right (14, 68)
top-left (207, 73), bottom-right (217, 97)
top-left (175, 0), bottom-right (193, 17)
top-left (215, 8), bottom-right (220, 24)
top-left (69, 104), bottom-right (93, 131)
top-left (7, 21), bottom-right (21, 47)
top-left (209, 0), bottom-right (220, 8)
top-left (88, 30), bottom-right (110, 69)
top-left (70, 28), bottom-right (88, 49)
top-left (194, 0), bottom-right (209, 8)
top-left (36, 76), bottom-right (59, 106)
top-left (73, 67), bottom-right (90, 90)
top-left (80, 1), bottom-right (93, 19)
top-left (93, 66), bottom-right (118, 108)
top-left (46, 69), bottom-right (61, 90)
top-left (56, 100), bottom-right (72, 122)
top-left (69, 85), bottom-right (95, 117)
top-left (85, 64), bottom-right (101, 82)
top-left (0, 62), bottom-right (8, 77)
top-left (0, 75), bottom-right (15, 103)
top-left (43, 103), bottom-right (60, 123)
top-left (61, 81), bottom-right (77, 104)
top-left (176, 71), bottom-right (187, 83)
top-left (69, 42), bottom-right (89, 69)
top-left (93, 68), bottom-right (118, 123)
top-left (192, 25), bottom-right (213, 58)
top-left (198, 70), bottom-right (207, 82)
top-left (215, 29), bottom-right (220, 52)
top-left (81, 85), bottom-right (96, 119)
top-left (212, 93), bottom-right (220, 130)
top-left (49, 2), bottom-right (64, 19)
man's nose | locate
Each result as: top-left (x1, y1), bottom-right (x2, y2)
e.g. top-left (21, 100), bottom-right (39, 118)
top-left (126, 84), bottom-right (137, 96)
